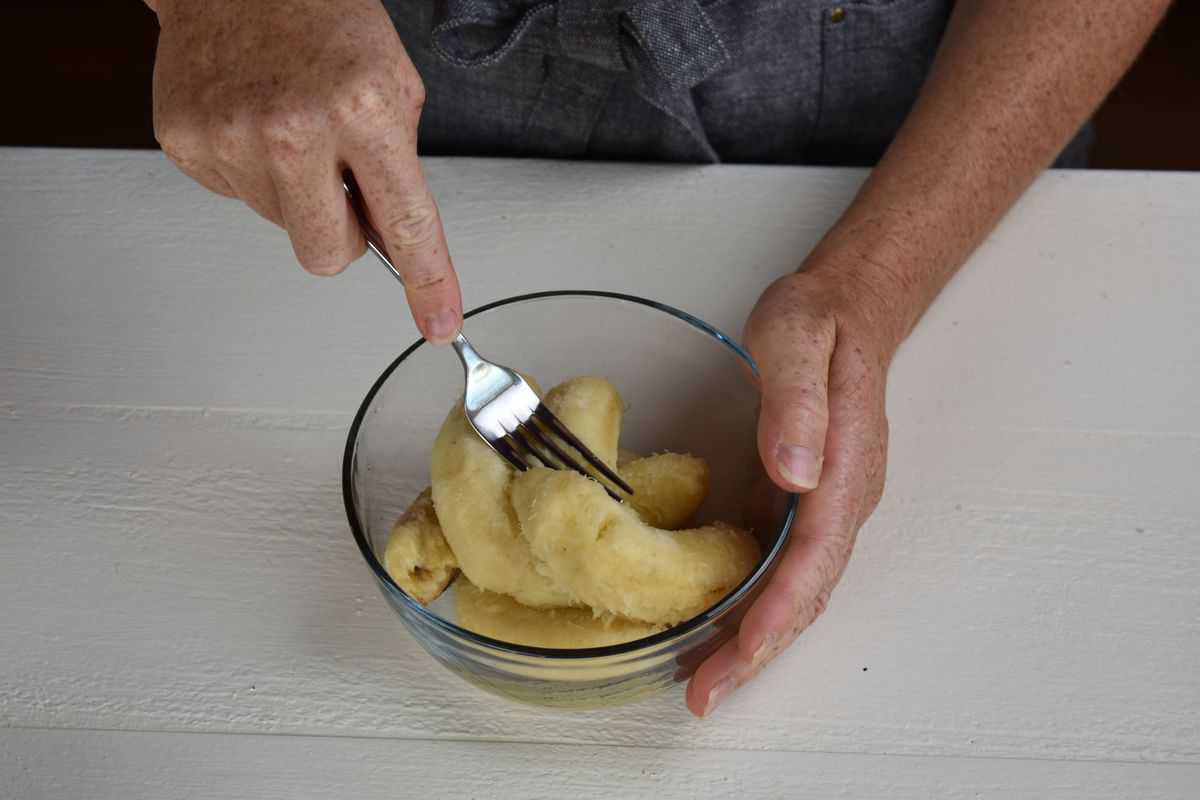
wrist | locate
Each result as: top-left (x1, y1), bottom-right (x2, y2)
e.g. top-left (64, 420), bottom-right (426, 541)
top-left (800, 232), bottom-right (918, 358)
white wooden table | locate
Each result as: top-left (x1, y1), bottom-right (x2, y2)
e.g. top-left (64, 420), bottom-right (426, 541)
top-left (2, 149), bottom-right (1198, 798)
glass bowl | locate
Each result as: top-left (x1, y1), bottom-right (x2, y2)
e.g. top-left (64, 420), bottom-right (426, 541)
top-left (343, 291), bottom-right (797, 708)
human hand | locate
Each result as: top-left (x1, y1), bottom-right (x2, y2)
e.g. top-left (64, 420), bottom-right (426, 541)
top-left (149, 0), bottom-right (462, 342)
top-left (687, 268), bottom-right (896, 717)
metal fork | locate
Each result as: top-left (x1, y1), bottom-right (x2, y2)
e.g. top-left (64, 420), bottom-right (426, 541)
top-left (342, 171), bottom-right (633, 499)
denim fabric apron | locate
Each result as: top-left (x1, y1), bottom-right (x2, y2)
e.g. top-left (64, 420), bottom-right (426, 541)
top-left (383, 0), bottom-right (1090, 167)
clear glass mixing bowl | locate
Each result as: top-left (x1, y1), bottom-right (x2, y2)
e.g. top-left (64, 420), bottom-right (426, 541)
top-left (343, 291), bottom-right (797, 708)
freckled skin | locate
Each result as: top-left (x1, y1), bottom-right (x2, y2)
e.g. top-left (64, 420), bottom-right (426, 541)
top-left (147, 0), bottom-right (462, 343)
top-left (687, 0), bottom-right (1172, 716)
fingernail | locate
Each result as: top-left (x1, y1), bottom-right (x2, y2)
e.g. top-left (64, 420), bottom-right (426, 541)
top-left (702, 677), bottom-right (736, 718)
top-left (751, 633), bottom-right (778, 670)
top-left (423, 310), bottom-right (460, 344)
top-left (777, 445), bottom-right (823, 490)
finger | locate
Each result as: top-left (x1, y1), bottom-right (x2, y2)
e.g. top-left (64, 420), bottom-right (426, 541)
top-left (222, 167), bottom-right (285, 227)
top-left (344, 130), bottom-right (462, 343)
top-left (268, 145), bottom-right (365, 276)
top-left (735, 523), bottom-right (847, 667)
top-left (744, 308), bottom-right (836, 492)
top-left (690, 364), bottom-right (870, 716)
top-left (686, 638), bottom-right (745, 717)
top-left (188, 165), bottom-right (237, 198)
top-left (686, 529), bottom-right (843, 717)
top-left (204, 114), bottom-right (285, 226)
top-left (158, 119), bottom-right (237, 198)
top-left (166, 152), bottom-right (237, 198)
top-left (735, 380), bottom-right (866, 664)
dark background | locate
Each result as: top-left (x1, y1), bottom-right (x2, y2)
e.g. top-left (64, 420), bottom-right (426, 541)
top-left (3, 0), bottom-right (1198, 169)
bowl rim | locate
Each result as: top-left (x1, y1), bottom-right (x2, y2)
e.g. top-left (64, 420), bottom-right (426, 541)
top-left (342, 289), bottom-right (798, 660)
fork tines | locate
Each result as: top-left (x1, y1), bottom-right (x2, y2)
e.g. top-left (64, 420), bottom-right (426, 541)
top-left (497, 404), bottom-right (634, 501)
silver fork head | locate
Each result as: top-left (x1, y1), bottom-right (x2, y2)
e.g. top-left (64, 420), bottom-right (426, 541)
top-left (452, 335), bottom-right (634, 499)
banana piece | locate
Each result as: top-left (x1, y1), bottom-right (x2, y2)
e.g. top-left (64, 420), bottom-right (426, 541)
top-left (558, 392), bottom-right (707, 529)
top-left (431, 373), bottom-right (759, 626)
top-left (621, 452), bottom-right (708, 530)
top-left (510, 468), bottom-right (761, 625)
top-left (431, 404), bottom-right (573, 607)
top-left (617, 448), bottom-right (642, 469)
top-left (543, 376), bottom-right (623, 468)
top-left (429, 375), bottom-right (627, 608)
top-left (382, 488), bottom-right (459, 605)
top-left (455, 579), bottom-right (664, 649)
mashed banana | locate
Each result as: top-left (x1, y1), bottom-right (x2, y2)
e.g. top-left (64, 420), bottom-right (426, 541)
top-left (455, 578), bottom-right (665, 649)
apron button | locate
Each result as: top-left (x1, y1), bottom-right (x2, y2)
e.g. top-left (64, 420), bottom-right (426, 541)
top-left (830, 7), bottom-right (846, 23)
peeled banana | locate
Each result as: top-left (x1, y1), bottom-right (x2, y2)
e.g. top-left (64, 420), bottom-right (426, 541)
top-left (382, 488), bottom-right (459, 605)
top-left (384, 374), bottom-right (760, 640)
top-left (509, 468), bottom-right (760, 624)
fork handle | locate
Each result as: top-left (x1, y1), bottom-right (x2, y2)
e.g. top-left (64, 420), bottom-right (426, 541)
top-left (342, 169), bottom-right (406, 288)
top-left (451, 333), bottom-right (484, 372)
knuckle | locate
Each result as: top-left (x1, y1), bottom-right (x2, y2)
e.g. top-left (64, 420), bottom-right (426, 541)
top-left (802, 540), bottom-right (848, 616)
top-left (402, 76), bottom-right (426, 115)
top-left (768, 381), bottom-right (830, 438)
top-left (161, 145), bottom-right (201, 175)
top-left (785, 587), bottom-right (831, 641)
top-left (334, 69), bottom-right (424, 131)
top-left (775, 629), bottom-right (802, 660)
top-left (406, 269), bottom-right (450, 291)
top-left (780, 556), bottom-right (838, 634)
top-left (208, 120), bottom-right (245, 166)
top-left (261, 104), bottom-right (316, 156)
top-left (382, 197), bottom-right (440, 250)
top-left (154, 124), bottom-right (185, 158)
top-left (809, 586), bottom-right (832, 621)
top-left (334, 81), bottom-right (391, 129)
top-left (825, 522), bottom-right (856, 565)
top-left (864, 479), bottom-right (885, 517)
top-left (160, 148), bottom-right (216, 188)
top-left (155, 120), bottom-right (200, 168)
top-left (746, 299), bottom-right (837, 369)
top-left (780, 382), bottom-right (829, 416)
top-left (862, 418), bottom-right (890, 514)
top-left (797, 576), bottom-right (836, 629)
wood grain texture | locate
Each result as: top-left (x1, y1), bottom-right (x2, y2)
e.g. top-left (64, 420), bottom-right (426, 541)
top-left (4, 729), bottom-right (1199, 800)
top-left (1, 150), bottom-right (1198, 790)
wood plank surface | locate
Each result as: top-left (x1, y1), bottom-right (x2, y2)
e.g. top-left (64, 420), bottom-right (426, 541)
top-left (1, 149), bottom-right (1197, 791)
top-left (4, 729), bottom-right (1199, 800)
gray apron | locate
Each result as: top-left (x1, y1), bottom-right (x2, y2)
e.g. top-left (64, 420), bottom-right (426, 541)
top-left (383, 0), bottom-right (1090, 167)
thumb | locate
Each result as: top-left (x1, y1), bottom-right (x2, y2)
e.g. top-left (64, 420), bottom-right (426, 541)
top-left (745, 312), bottom-right (835, 493)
